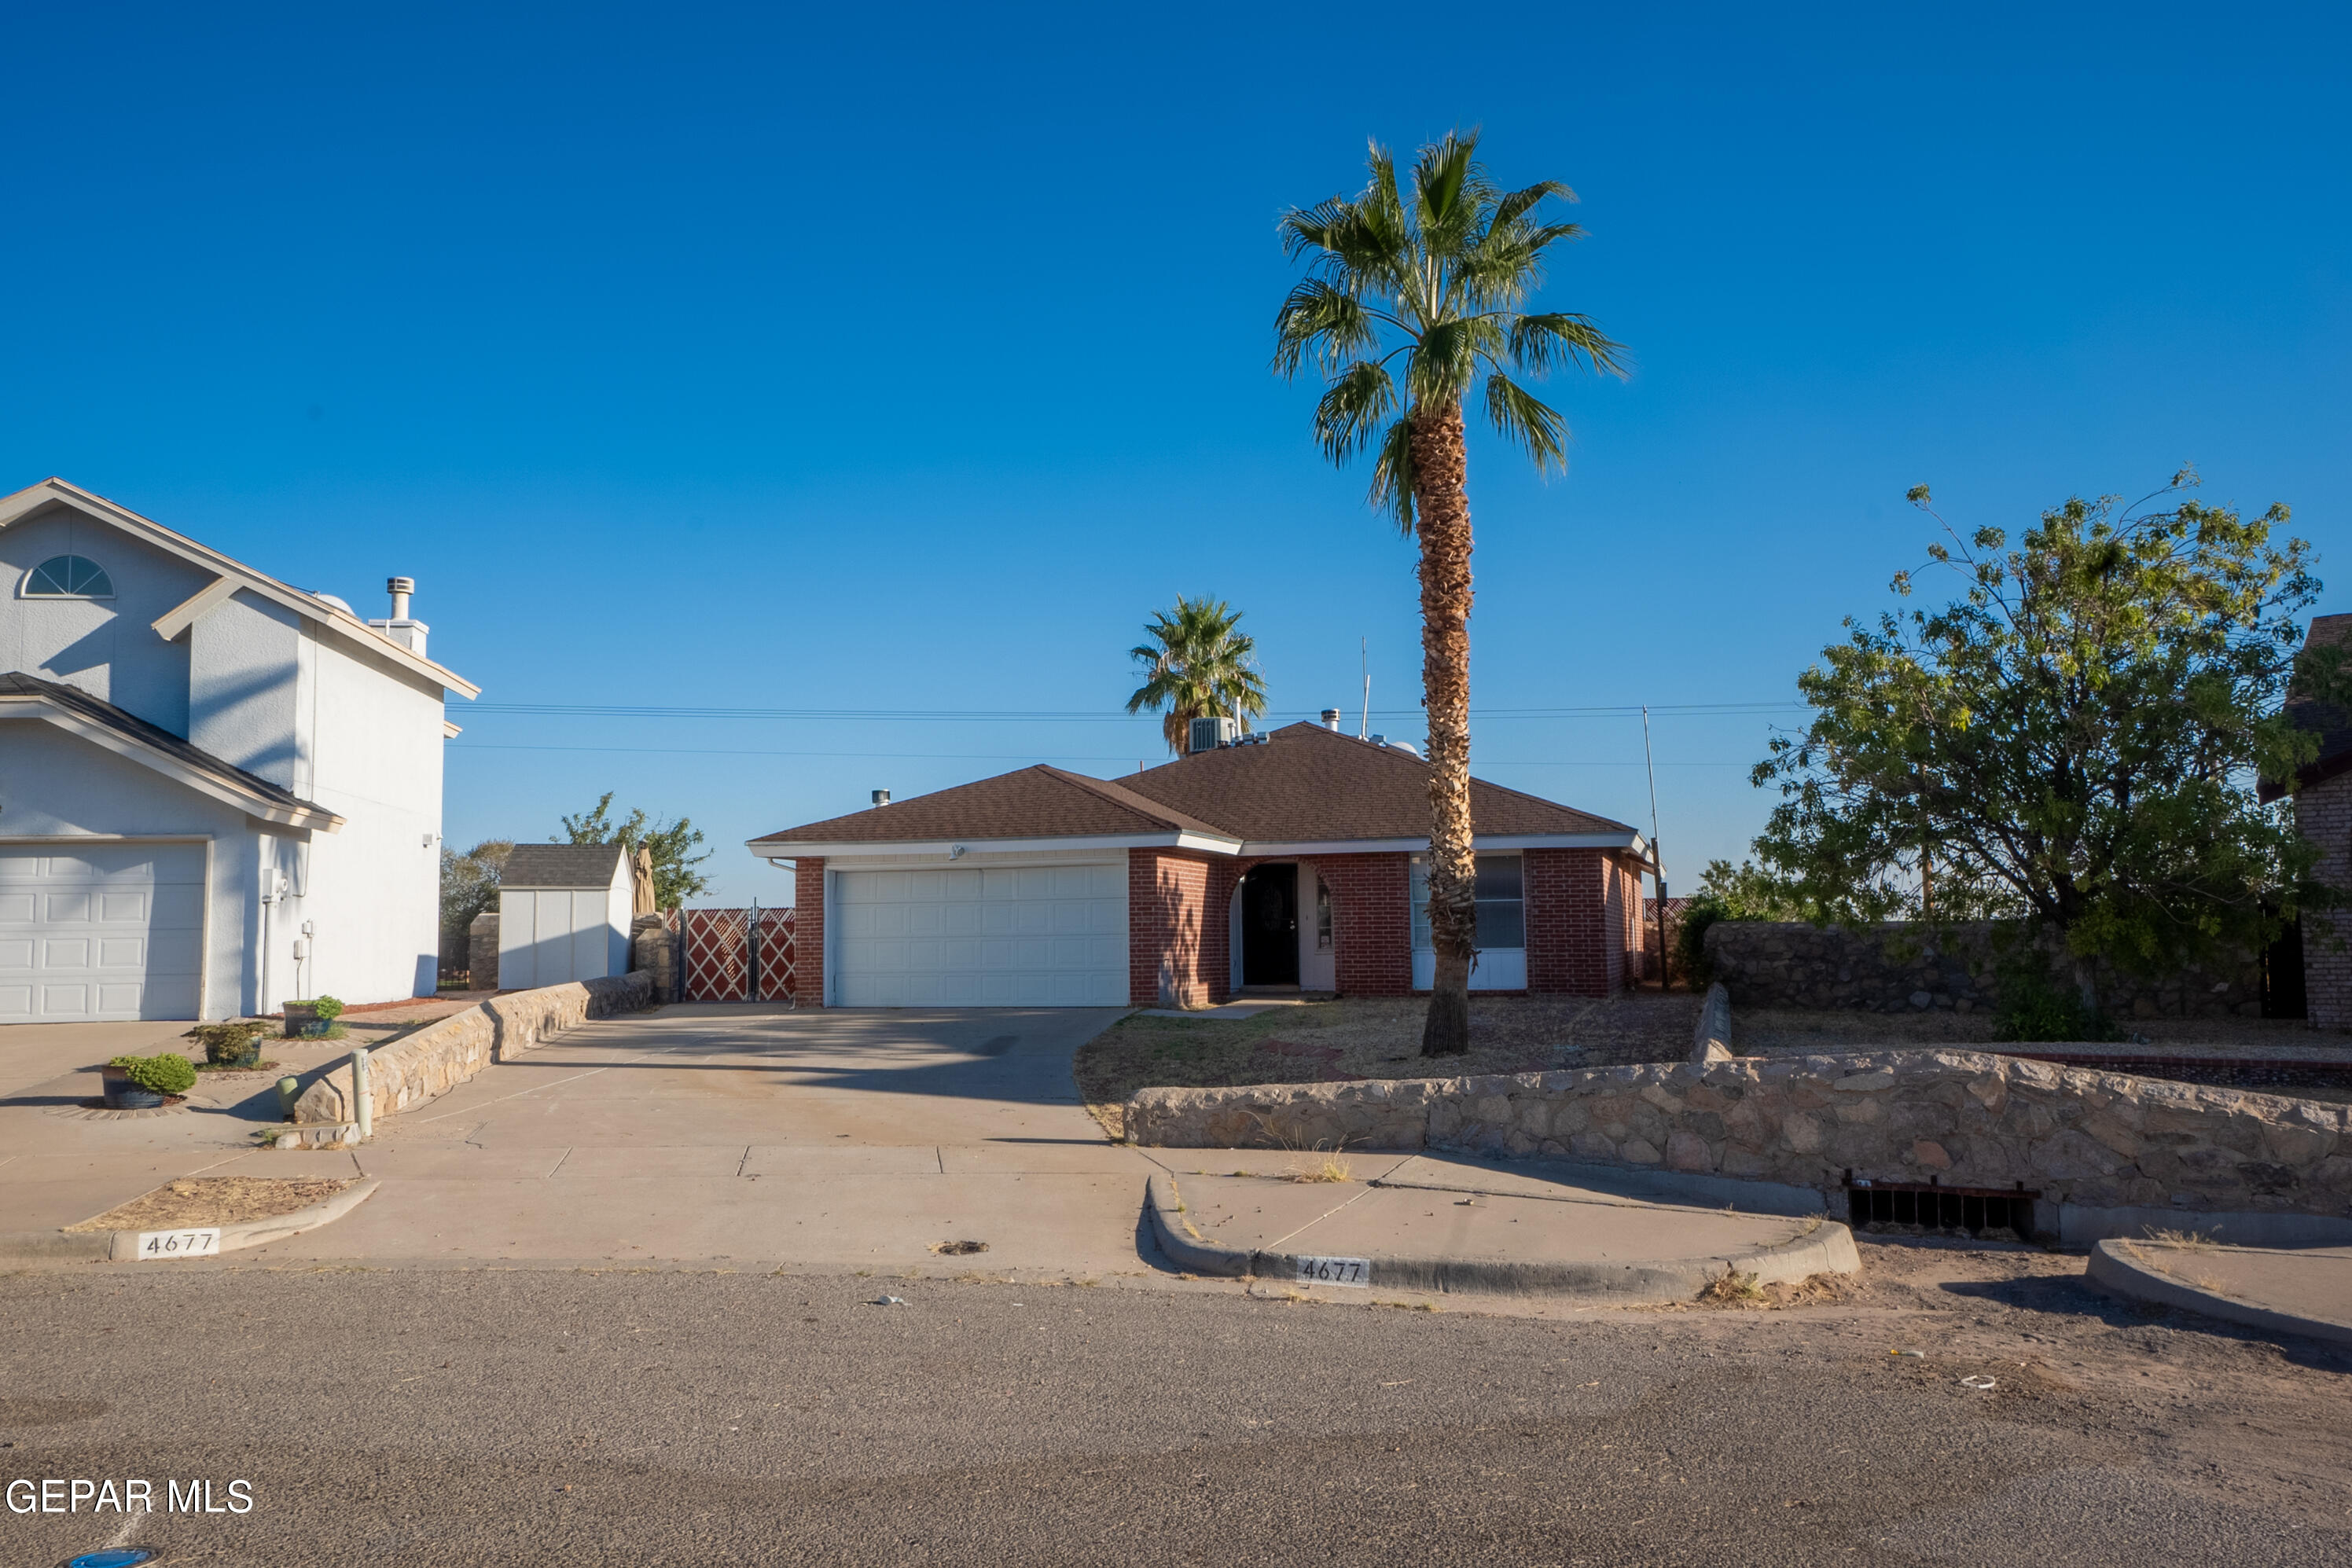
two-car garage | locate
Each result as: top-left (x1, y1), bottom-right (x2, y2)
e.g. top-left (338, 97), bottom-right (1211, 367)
top-left (829, 861), bottom-right (1126, 1007)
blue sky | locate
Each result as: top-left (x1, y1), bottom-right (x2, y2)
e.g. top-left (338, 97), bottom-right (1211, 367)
top-left (5, 3), bottom-right (2346, 904)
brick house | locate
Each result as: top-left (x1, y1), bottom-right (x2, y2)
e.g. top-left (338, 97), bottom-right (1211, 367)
top-left (747, 720), bottom-right (1653, 1008)
top-left (2268, 612), bottom-right (2352, 1026)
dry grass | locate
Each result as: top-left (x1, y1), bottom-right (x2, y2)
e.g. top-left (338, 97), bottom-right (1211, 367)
top-left (64, 1176), bottom-right (354, 1232)
top-left (2143, 1227), bottom-right (2219, 1250)
top-left (1696, 1270), bottom-right (1768, 1306)
top-left (1285, 1154), bottom-right (1354, 1184)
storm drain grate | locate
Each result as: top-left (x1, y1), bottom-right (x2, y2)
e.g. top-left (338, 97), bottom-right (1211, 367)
top-left (1844, 1174), bottom-right (2037, 1239)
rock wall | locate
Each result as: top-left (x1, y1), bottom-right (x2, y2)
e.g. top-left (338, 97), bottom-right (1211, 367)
top-left (467, 911), bottom-right (500, 992)
top-left (1704, 920), bottom-right (2261, 1019)
top-left (630, 914), bottom-right (678, 1003)
top-left (1123, 1051), bottom-right (2352, 1232)
top-left (292, 971), bottom-right (651, 1126)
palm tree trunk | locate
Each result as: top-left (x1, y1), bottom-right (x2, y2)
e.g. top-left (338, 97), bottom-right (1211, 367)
top-left (1411, 399), bottom-right (1476, 1056)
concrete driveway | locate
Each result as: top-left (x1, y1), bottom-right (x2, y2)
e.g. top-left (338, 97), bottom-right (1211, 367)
top-left (238, 1003), bottom-right (1162, 1276)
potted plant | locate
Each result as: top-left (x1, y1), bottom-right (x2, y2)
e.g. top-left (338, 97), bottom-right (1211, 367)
top-left (282, 995), bottom-right (347, 1039)
top-left (101, 1052), bottom-right (197, 1109)
top-left (193, 1022), bottom-right (269, 1069)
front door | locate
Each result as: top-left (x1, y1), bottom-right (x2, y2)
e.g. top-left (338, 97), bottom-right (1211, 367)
top-left (1240, 865), bottom-right (1299, 986)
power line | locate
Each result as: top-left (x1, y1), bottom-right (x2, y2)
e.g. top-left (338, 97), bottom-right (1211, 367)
top-left (452, 700), bottom-right (1803, 722)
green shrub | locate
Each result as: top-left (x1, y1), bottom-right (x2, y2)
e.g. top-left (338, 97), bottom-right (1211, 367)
top-left (1990, 962), bottom-right (2119, 1043)
top-left (312, 995), bottom-right (346, 1020)
top-left (192, 1023), bottom-right (267, 1065)
top-left (109, 1052), bottom-right (197, 1096)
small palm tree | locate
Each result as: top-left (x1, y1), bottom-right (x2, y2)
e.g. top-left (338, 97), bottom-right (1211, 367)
top-left (1126, 596), bottom-right (1270, 755)
top-left (1275, 130), bottom-right (1627, 1056)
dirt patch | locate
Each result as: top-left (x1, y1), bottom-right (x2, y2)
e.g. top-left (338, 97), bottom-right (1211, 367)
top-left (1078, 993), bottom-right (1705, 1137)
top-left (64, 1176), bottom-right (355, 1232)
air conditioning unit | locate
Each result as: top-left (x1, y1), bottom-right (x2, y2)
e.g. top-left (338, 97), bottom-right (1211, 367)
top-left (1187, 715), bottom-right (1240, 754)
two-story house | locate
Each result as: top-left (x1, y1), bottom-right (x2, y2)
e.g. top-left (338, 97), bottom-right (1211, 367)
top-left (0, 477), bottom-right (478, 1022)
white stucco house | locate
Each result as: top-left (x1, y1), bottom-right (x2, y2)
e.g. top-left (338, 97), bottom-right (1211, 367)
top-left (0, 477), bottom-right (479, 1022)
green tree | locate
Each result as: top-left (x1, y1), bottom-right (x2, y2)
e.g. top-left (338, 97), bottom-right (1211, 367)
top-left (1273, 130), bottom-right (1626, 1055)
top-left (1751, 471), bottom-right (2341, 1013)
top-left (1125, 595), bottom-right (1269, 755)
top-left (557, 794), bottom-right (713, 909)
top-left (439, 839), bottom-right (514, 935)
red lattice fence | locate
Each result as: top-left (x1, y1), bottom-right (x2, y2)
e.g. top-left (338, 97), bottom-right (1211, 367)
top-left (682, 907), bottom-right (796, 1003)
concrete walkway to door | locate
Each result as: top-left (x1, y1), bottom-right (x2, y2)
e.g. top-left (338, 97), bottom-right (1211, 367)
top-left (237, 1003), bottom-right (1162, 1276)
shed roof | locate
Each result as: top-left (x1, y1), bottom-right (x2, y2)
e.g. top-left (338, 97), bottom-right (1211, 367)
top-left (502, 843), bottom-right (630, 887)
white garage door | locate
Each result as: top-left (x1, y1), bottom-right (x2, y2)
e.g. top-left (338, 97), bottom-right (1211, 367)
top-left (0, 843), bottom-right (205, 1022)
top-left (832, 862), bottom-right (1127, 1007)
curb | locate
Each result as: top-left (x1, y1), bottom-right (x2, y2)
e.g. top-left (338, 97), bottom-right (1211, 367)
top-left (0, 1178), bottom-right (381, 1267)
top-left (2086, 1238), bottom-right (2352, 1348)
top-left (1143, 1170), bottom-right (1860, 1301)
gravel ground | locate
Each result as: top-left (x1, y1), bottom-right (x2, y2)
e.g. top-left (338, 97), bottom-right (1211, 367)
top-left (0, 1242), bottom-right (2345, 1565)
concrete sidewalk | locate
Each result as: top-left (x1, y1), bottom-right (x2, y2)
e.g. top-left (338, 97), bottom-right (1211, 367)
top-left (1146, 1150), bottom-right (1858, 1299)
top-left (2088, 1237), bottom-right (2352, 1346)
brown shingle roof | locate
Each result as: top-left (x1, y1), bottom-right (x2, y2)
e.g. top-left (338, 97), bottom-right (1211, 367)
top-left (749, 724), bottom-right (1638, 849)
top-left (502, 843), bottom-right (630, 888)
top-left (750, 765), bottom-right (1232, 846)
top-left (1115, 722), bottom-right (1637, 840)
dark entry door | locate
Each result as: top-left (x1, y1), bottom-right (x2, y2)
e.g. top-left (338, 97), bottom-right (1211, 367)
top-left (1240, 865), bottom-right (1299, 986)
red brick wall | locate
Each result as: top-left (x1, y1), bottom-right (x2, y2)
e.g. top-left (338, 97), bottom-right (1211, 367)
top-left (792, 857), bottom-right (825, 1008)
top-left (1524, 847), bottom-right (1641, 999)
top-left (1320, 853), bottom-right (1413, 997)
top-left (2297, 771), bottom-right (2352, 1027)
top-left (1128, 849), bottom-right (1217, 1007)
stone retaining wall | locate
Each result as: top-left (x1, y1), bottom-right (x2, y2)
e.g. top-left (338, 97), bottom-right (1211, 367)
top-left (1123, 1050), bottom-right (2351, 1232)
top-left (293, 971), bottom-right (652, 1126)
top-left (1704, 920), bottom-right (2261, 1019)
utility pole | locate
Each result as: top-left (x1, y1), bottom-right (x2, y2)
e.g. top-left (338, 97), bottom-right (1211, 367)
top-left (1642, 707), bottom-right (1670, 989)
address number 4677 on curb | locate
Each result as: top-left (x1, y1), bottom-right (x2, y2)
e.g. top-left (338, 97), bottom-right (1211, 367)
top-left (138, 1228), bottom-right (221, 1258)
top-left (1295, 1255), bottom-right (1369, 1287)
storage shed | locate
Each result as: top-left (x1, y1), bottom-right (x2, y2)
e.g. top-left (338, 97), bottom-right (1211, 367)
top-left (496, 844), bottom-right (633, 990)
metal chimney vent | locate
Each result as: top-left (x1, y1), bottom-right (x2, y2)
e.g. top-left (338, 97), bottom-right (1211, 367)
top-left (872, 789), bottom-right (891, 807)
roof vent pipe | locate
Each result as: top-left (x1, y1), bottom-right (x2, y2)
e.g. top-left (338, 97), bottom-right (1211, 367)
top-left (387, 576), bottom-right (414, 620)
top-left (1319, 708), bottom-right (1340, 730)
top-left (872, 788), bottom-right (891, 807)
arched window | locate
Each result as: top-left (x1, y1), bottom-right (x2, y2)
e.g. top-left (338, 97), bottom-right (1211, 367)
top-left (22, 555), bottom-right (114, 599)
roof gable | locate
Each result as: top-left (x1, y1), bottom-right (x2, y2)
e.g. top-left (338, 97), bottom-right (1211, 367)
top-left (0, 478), bottom-right (480, 700)
top-left (0, 670), bottom-right (343, 830)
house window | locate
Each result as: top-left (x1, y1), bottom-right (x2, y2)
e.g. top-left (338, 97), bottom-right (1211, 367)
top-left (1409, 854), bottom-right (1526, 950)
top-left (21, 555), bottom-right (114, 599)
top-left (1315, 876), bottom-right (1333, 951)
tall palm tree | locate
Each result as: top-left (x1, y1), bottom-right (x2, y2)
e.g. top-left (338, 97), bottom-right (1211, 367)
top-left (1126, 596), bottom-right (1270, 755)
top-left (1275, 131), bottom-right (1627, 1056)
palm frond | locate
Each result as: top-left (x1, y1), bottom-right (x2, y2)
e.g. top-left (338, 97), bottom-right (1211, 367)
top-left (1369, 416), bottom-right (1418, 537)
top-left (1276, 197), bottom-right (1351, 261)
top-left (1489, 179), bottom-right (1575, 230)
top-left (1314, 360), bottom-right (1398, 463)
top-left (1484, 372), bottom-right (1570, 473)
top-left (1406, 317), bottom-right (1494, 406)
top-left (1411, 130), bottom-right (1491, 258)
top-left (1273, 278), bottom-right (1383, 378)
top-left (1507, 312), bottom-right (1631, 378)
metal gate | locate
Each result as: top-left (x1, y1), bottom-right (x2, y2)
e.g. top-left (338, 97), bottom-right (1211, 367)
top-left (682, 907), bottom-right (796, 1003)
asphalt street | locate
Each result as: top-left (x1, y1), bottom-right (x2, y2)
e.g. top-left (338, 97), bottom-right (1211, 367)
top-left (4, 1258), bottom-right (2348, 1566)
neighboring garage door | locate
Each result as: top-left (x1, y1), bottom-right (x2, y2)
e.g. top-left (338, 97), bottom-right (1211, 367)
top-left (0, 843), bottom-right (205, 1022)
top-left (832, 862), bottom-right (1127, 1006)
